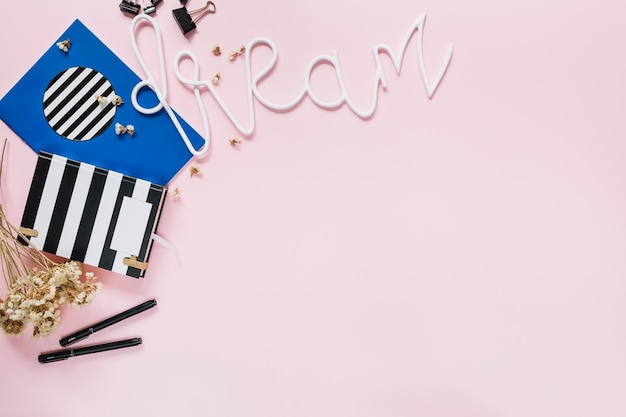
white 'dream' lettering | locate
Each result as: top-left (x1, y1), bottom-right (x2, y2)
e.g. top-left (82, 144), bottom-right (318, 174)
top-left (171, 12), bottom-right (452, 139)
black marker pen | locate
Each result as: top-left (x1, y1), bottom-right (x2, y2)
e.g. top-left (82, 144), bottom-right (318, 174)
top-left (59, 299), bottom-right (156, 347)
top-left (39, 338), bottom-right (142, 364)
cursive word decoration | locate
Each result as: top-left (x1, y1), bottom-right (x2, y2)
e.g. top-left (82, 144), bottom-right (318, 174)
top-left (130, 13), bottom-right (452, 151)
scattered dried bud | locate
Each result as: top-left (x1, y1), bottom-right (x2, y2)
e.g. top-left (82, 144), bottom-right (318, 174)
top-left (95, 95), bottom-right (107, 107)
top-left (112, 96), bottom-right (124, 106)
top-left (115, 122), bottom-right (127, 135)
top-left (229, 45), bottom-right (246, 61)
top-left (189, 163), bottom-right (201, 177)
top-left (56, 38), bottom-right (70, 53)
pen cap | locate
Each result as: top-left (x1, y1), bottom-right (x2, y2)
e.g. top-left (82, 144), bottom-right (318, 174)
top-left (59, 331), bottom-right (90, 347)
top-left (38, 354), bottom-right (69, 364)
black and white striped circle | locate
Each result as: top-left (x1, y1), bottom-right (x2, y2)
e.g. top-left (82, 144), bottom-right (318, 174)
top-left (43, 66), bottom-right (117, 141)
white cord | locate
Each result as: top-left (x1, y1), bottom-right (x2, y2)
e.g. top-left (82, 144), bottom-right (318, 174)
top-left (129, 14), bottom-right (209, 156)
top-left (174, 49), bottom-right (257, 136)
top-left (130, 13), bottom-right (452, 141)
top-left (170, 13), bottom-right (452, 136)
top-left (151, 233), bottom-right (182, 264)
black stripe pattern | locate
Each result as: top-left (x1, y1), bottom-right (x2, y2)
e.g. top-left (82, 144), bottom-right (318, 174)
top-left (20, 152), bottom-right (167, 278)
top-left (43, 66), bottom-right (117, 141)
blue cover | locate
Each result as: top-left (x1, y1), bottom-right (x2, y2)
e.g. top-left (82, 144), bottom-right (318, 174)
top-left (0, 19), bottom-right (204, 186)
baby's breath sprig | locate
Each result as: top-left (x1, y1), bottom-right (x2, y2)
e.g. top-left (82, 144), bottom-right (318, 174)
top-left (0, 139), bottom-right (102, 338)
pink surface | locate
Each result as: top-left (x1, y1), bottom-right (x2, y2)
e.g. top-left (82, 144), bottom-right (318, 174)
top-left (1, 0), bottom-right (626, 416)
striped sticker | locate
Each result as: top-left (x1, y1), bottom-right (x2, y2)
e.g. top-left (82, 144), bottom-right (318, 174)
top-left (43, 66), bottom-right (117, 141)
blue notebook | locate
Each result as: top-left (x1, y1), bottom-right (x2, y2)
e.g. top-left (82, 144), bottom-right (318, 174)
top-left (0, 19), bottom-right (203, 186)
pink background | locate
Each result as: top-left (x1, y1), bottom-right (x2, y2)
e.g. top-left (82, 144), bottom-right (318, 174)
top-left (1, 0), bottom-right (626, 416)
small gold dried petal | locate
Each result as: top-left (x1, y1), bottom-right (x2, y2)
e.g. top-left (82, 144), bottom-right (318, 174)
top-left (172, 187), bottom-right (181, 199)
top-left (189, 163), bottom-right (201, 177)
top-left (112, 96), bottom-right (124, 106)
top-left (229, 138), bottom-right (242, 147)
top-left (212, 72), bottom-right (221, 85)
top-left (212, 44), bottom-right (221, 56)
top-left (229, 45), bottom-right (246, 61)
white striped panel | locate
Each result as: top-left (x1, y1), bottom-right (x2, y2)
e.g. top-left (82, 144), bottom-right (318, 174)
top-left (132, 179), bottom-right (151, 201)
top-left (59, 79), bottom-right (112, 139)
top-left (55, 162), bottom-right (95, 259)
top-left (47, 73), bottom-right (104, 128)
top-left (83, 170), bottom-right (123, 267)
top-left (43, 69), bottom-right (92, 117)
top-left (42, 67), bottom-right (79, 102)
top-left (80, 90), bottom-right (118, 139)
top-left (30, 155), bottom-right (67, 249)
top-left (80, 105), bottom-right (117, 140)
top-left (111, 179), bottom-right (152, 275)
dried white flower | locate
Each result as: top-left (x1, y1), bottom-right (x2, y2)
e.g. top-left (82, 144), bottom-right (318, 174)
top-left (56, 38), bottom-right (70, 53)
top-left (95, 95), bottom-right (108, 107)
top-left (115, 122), bottom-right (127, 135)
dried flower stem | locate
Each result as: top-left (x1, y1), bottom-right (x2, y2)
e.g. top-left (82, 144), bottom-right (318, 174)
top-left (0, 139), bottom-right (102, 338)
top-left (0, 140), bottom-right (53, 284)
top-left (0, 205), bottom-right (52, 285)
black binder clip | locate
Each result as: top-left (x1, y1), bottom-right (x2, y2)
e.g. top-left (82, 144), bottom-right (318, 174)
top-left (172, 1), bottom-right (216, 35)
top-left (143, 0), bottom-right (163, 15)
top-left (119, 0), bottom-right (141, 15)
